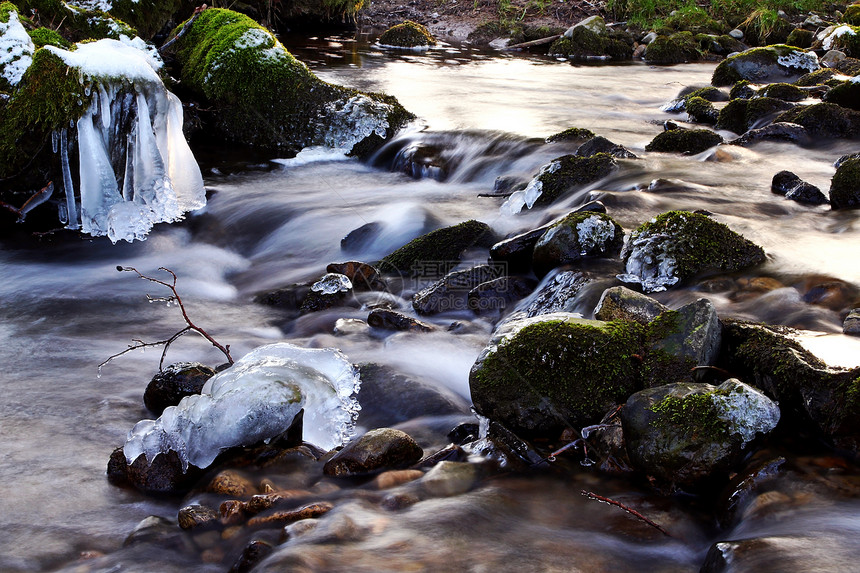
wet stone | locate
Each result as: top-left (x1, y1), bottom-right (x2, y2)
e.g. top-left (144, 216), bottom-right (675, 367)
top-left (144, 362), bottom-right (217, 415)
top-left (229, 540), bottom-right (274, 573)
top-left (333, 318), bottom-right (370, 336)
top-left (220, 500), bottom-right (246, 526)
top-left (323, 428), bottom-right (424, 476)
top-left (520, 270), bottom-right (593, 317)
top-left (593, 285), bottom-right (668, 324)
top-left (178, 504), bottom-right (220, 530)
top-left (206, 470), bottom-right (256, 498)
top-left (468, 276), bottom-right (536, 316)
top-left (326, 261), bottom-right (385, 291)
top-left (413, 264), bottom-right (505, 315)
top-left (421, 461), bottom-right (479, 497)
top-left (367, 308), bottom-right (435, 332)
top-left (371, 469), bottom-right (425, 490)
top-left (246, 501), bottom-right (334, 529)
top-left (844, 309), bottom-right (860, 335)
top-left (341, 221), bottom-right (382, 253)
top-left (771, 170), bottom-right (802, 195)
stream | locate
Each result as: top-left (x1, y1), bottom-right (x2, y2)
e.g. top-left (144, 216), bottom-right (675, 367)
top-left (1, 34), bottom-right (859, 572)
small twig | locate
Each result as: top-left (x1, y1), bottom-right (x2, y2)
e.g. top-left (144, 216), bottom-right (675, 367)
top-left (159, 5), bottom-right (208, 53)
top-left (581, 490), bottom-right (671, 536)
top-left (99, 266), bottom-right (233, 372)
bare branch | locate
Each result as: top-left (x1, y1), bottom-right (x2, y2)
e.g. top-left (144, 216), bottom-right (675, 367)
top-left (100, 266), bottom-right (234, 373)
top-left (581, 490), bottom-right (671, 537)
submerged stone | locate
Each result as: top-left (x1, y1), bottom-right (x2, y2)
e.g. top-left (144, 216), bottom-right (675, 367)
top-left (323, 428), bottom-right (424, 476)
top-left (144, 362), bottom-right (218, 415)
top-left (618, 211), bottom-right (766, 293)
top-left (715, 97), bottom-right (794, 135)
top-left (379, 220), bottom-right (496, 274)
top-left (774, 102), bottom-right (860, 138)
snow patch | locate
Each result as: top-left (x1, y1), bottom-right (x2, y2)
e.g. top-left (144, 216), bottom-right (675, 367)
top-left (68, 0), bottom-right (113, 11)
top-left (819, 25), bottom-right (856, 51)
top-left (776, 49), bottom-right (819, 72)
top-left (712, 379), bottom-right (780, 446)
top-left (123, 343), bottom-right (362, 471)
top-left (0, 10), bottom-right (35, 87)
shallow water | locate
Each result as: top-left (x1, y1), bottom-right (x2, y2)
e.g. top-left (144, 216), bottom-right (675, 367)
top-left (1, 37), bottom-right (860, 572)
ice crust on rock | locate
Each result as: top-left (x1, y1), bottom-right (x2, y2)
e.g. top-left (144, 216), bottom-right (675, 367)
top-left (500, 161), bottom-right (560, 216)
top-left (776, 50), bottom-right (819, 72)
top-left (312, 273), bottom-right (353, 294)
top-left (123, 343), bottom-right (362, 471)
top-left (617, 232), bottom-right (680, 293)
top-left (46, 39), bottom-right (205, 242)
top-left (712, 379), bottom-right (780, 446)
top-left (576, 214), bottom-right (617, 255)
top-left (318, 94), bottom-right (392, 151)
top-left (0, 9), bottom-right (35, 88)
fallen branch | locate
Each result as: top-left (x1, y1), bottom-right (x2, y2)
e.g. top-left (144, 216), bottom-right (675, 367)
top-left (504, 34), bottom-right (561, 50)
top-left (581, 490), bottom-right (671, 537)
top-left (0, 182), bottom-right (54, 222)
top-left (159, 5), bottom-right (208, 53)
top-left (99, 266), bottom-right (233, 372)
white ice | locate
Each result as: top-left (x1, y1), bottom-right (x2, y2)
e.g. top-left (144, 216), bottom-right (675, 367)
top-left (311, 273), bottom-right (353, 294)
top-left (575, 214), bottom-right (617, 255)
top-left (123, 343), bottom-right (362, 471)
top-left (0, 10), bottom-right (34, 88)
top-left (616, 232), bottom-right (680, 293)
top-left (48, 38), bottom-right (205, 242)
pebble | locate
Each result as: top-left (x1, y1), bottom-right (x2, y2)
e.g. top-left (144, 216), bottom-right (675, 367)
top-left (206, 470), bottom-right (256, 497)
top-left (246, 501), bottom-right (334, 528)
top-left (178, 504), bottom-right (220, 530)
top-left (371, 469), bottom-right (425, 490)
top-left (844, 309), bottom-right (860, 335)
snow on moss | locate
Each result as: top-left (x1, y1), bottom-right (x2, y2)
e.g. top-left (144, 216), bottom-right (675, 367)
top-left (0, 7), bottom-right (35, 88)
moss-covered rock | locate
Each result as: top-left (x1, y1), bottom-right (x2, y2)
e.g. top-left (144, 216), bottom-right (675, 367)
top-left (379, 220), bottom-right (496, 274)
top-left (14, 0), bottom-right (136, 42)
top-left (794, 68), bottom-right (837, 87)
top-left (685, 96), bottom-right (718, 124)
top-left (469, 313), bottom-right (645, 437)
top-left (619, 211), bottom-right (766, 293)
top-left (715, 97), bottom-right (794, 134)
top-left (758, 82), bottom-right (806, 101)
top-left (621, 379), bottom-right (780, 490)
top-left (528, 153), bottom-right (618, 208)
top-left (738, 10), bottom-right (793, 46)
top-left (845, 5), bottom-right (860, 26)
top-left (172, 8), bottom-right (413, 155)
top-left (545, 127), bottom-right (595, 143)
top-left (531, 212), bottom-right (624, 277)
top-left (378, 20), bottom-right (435, 48)
top-left (0, 2), bottom-right (34, 91)
top-left (109, 0), bottom-right (183, 40)
top-left (729, 79), bottom-right (756, 100)
top-left (27, 26), bottom-right (72, 49)
top-left (829, 158), bottom-right (860, 209)
top-left (699, 33), bottom-right (747, 56)
top-left (827, 25), bottom-right (860, 57)
top-left (594, 285), bottom-right (668, 325)
top-left (823, 80), bottom-right (860, 111)
top-left (774, 102), bottom-right (860, 138)
top-left (712, 45), bottom-right (819, 86)
top-left (786, 27), bottom-right (814, 48)
top-left (644, 32), bottom-right (702, 64)
top-left (721, 320), bottom-right (860, 449)
top-left (645, 128), bottom-right (723, 154)
top-left (549, 16), bottom-right (631, 60)
top-left (664, 6), bottom-right (726, 35)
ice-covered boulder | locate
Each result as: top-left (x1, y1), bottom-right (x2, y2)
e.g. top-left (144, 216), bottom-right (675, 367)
top-left (171, 8), bottom-right (413, 157)
top-left (712, 45), bottom-right (819, 86)
top-left (120, 343), bottom-right (361, 491)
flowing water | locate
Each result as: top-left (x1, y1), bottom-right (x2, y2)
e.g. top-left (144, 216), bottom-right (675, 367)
top-left (2, 36), bottom-right (860, 572)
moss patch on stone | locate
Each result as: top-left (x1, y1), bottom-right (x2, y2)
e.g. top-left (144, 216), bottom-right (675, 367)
top-left (830, 25), bottom-right (860, 57)
top-left (685, 96), bottom-right (718, 124)
top-left (830, 158), bottom-right (860, 210)
top-left (27, 26), bottom-right (72, 49)
top-left (645, 128), bottom-right (723, 154)
top-left (845, 5), bottom-right (860, 26)
top-left (534, 153), bottom-right (617, 207)
top-left (14, 0), bottom-right (136, 42)
top-left (378, 20), bottom-right (435, 48)
top-left (794, 68), bottom-right (836, 87)
top-left (644, 31), bottom-right (702, 64)
top-left (823, 81), bottom-right (860, 111)
top-left (549, 22), bottom-right (631, 60)
top-left (775, 102), bottom-right (860, 138)
top-left (109, 0), bottom-right (183, 40)
top-left (546, 127), bottom-right (596, 143)
top-left (711, 45), bottom-right (812, 86)
top-left (715, 97), bottom-right (794, 134)
top-left (379, 220), bottom-right (496, 274)
top-left (758, 82), bottom-right (805, 101)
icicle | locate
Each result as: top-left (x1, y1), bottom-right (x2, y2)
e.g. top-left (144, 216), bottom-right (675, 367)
top-left (77, 106), bottom-right (124, 237)
top-left (132, 89), bottom-right (181, 222)
top-left (59, 128), bottom-right (79, 230)
top-left (121, 136), bottom-right (134, 202)
top-left (99, 84), bottom-right (111, 131)
top-left (162, 91), bottom-right (205, 211)
top-left (51, 131), bottom-right (59, 154)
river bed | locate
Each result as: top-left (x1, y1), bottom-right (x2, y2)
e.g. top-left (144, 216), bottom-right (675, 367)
top-left (1, 36), bottom-right (859, 572)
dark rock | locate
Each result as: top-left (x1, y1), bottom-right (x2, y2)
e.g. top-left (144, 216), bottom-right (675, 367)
top-left (144, 362), bottom-right (217, 415)
top-left (721, 320), bottom-right (860, 447)
top-left (531, 212), bottom-right (624, 278)
top-left (594, 286), bottom-right (668, 324)
top-left (178, 504), bottom-right (220, 530)
top-left (775, 102), bottom-right (860, 138)
top-left (378, 20), bottom-right (436, 48)
top-left (785, 181), bottom-right (828, 205)
top-left (299, 273), bottom-right (354, 315)
top-left (246, 502), bottom-right (333, 529)
top-left (576, 135), bottom-right (637, 159)
top-left (448, 422), bottom-right (480, 445)
top-left (469, 313), bottom-right (643, 438)
top-left (685, 96), bottom-right (719, 124)
top-left (229, 540), bottom-right (274, 573)
top-left (758, 82), bottom-right (806, 101)
top-left (548, 16), bottom-right (631, 60)
top-left (771, 171), bottom-right (802, 195)
top-left (491, 174), bottom-right (528, 195)
top-left (379, 220), bottom-right (497, 274)
top-left (830, 158), bottom-right (860, 209)
top-left (716, 98), bottom-right (795, 134)
top-left (644, 32), bottom-right (702, 64)
top-left (728, 122), bottom-right (809, 146)
top-left (367, 308), bottom-right (435, 332)
top-left (835, 152), bottom-right (860, 168)
top-left (326, 261), bottom-right (385, 291)
top-left (716, 457), bottom-right (786, 529)
top-left (323, 428), bottom-right (424, 476)
top-left (618, 211), bottom-right (766, 293)
top-left (645, 128), bottom-right (723, 154)
top-left (712, 46), bottom-right (819, 86)
top-left (468, 276), bottom-right (537, 316)
top-left (515, 270), bottom-right (593, 318)
top-left (527, 153), bottom-right (618, 208)
top-left (254, 283), bottom-right (311, 313)
top-left (786, 27), bottom-right (814, 48)
top-left (729, 80), bottom-right (756, 100)
top-left (123, 449), bottom-right (205, 496)
top-left (412, 264), bottom-right (505, 315)
top-left (341, 221), bottom-right (382, 253)
top-left (545, 127), bottom-right (596, 143)
top-left (123, 515), bottom-right (183, 549)
top-left (621, 379), bottom-right (780, 490)
top-left (844, 309), bottom-right (860, 335)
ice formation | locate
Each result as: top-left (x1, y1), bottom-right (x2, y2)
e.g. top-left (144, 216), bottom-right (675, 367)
top-left (45, 38), bottom-right (205, 242)
top-left (819, 25), bottom-right (855, 51)
top-left (318, 94), bottom-right (392, 152)
top-left (776, 49), bottom-right (819, 73)
top-left (575, 214), bottom-right (617, 255)
top-left (500, 161), bottom-right (560, 216)
top-left (0, 9), bottom-right (34, 88)
top-left (616, 231), bottom-right (680, 293)
top-left (123, 343), bottom-right (362, 471)
top-left (711, 379), bottom-right (780, 447)
top-left (311, 273), bottom-right (353, 294)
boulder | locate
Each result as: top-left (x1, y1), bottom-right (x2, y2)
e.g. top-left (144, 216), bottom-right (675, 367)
top-left (728, 122), bottom-right (809, 146)
top-left (769, 170), bottom-right (827, 204)
top-left (412, 264), bottom-right (505, 315)
top-left (621, 379), bottom-right (780, 489)
top-left (143, 362), bottom-right (218, 415)
top-left (722, 320), bottom-right (860, 448)
top-left (576, 135), bottom-right (636, 159)
top-left (715, 98), bottom-right (795, 135)
top-left (378, 20), bottom-right (436, 48)
top-left (469, 313), bottom-right (643, 437)
top-left (323, 428), bottom-right (424, 476)
top-left (549, 16), bottom-right (631, 60)
top-left (467, 276), bottom-right (536, 316)
top-left (712, 46), bottom-right (819, 86)
top-left (829, 158), bottom-right (860, 209)
top-left (379, 220), bottom-right (496, 274)
top-left (823, 80), bottom-right (860, 111)
top-left (758, 82), bottom-right (806, 101)
top-left (171, 9), bottom-right (413, 156)
top-left (685, 96), bottom-right (719, 124)
top-left (820, 24), bottom-right (860, 58)
top-left (545, 127), bottom-right (596, 143)
top-left (844, 309), bottom-right (860, 335)
top-left (644, 32), bottom-right (702, 63)
top-left (771, 170), bottom-right (802, 194)
top-left (531, 212), bottom-right (624, 277)
top-left (774, 102), bottom-right (860, 138)
top-left (645, 128), bottom-right (723, 154)
top-left (618, 211), bottom-right (766, 293)
top-left (593, 286), bottom-right (668, 324)
top-left (367, 308), bottom-right (435, 332)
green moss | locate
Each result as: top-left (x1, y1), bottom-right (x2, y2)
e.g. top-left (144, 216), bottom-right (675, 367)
top-left (823, 81), bottom-right (860, 111)
top-left (650, 392), bottom-right (729, 439)
top-left (0, 48), bottom-right (90, 178)
top-left (644, 31), bottom-right (702, 64)
top-left (711, 45), bottom-right (806, 86)
top-left (685, 86), bottom-right (724, 102)
top-left (739, 9), bottom-right (792, 46)
top-left (729, 79), bottom-right (755, 100)
top-left (785, 27), bottom-right (813, 48)
top-left (794, 68), bottom-right (836, 87)
top-left (0, 1), bottom-right (15, 22)
top-left (685, 96), bottom-right (718, 124)
top-left (27, 27), bottom-right (72, 49)
top-left (379, 220), bottom-right (495, 273)
top-left (645, 128), bottom-right (723, 154)
top-left (109, 0), bottom-right (182, 40)
top-left (546, 127), bottom-right (596, 143)
top-left (831, 25), bottom-right (860, 57)
top-left (378, 20), bottom-right (435, 48)
top-left (471, 318), bottom-right (645, 436)
top-left (534, 153), bottom-right (617, 207)
top-left (14, 0), bottom-right (136, 42)
top-left (715, 97), bottom-right (793, 134)
top-left (664, 5), bottom-right (726, 34)
top-left (846, 5), bottom-right (860, 26)
top-left (626, 211), bottom-right (766, 281)
top-left (830, 158), bottom-right (860, 210)
top-left (775, 102), bottom-right (860, 138)
top-left (758, 82), bottom-right (805, 101)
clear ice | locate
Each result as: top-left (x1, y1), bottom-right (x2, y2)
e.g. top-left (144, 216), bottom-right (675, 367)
top-left (617, 232), bottom-right (680, 293)
top-left (123, 343), bottom-right (362, 471)
top-left (45, 39), bottom-right (205, 242)
top-left (500, 161), bottom-right (560, 216)
top-left (311, 273), bottom-right (353, 295)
